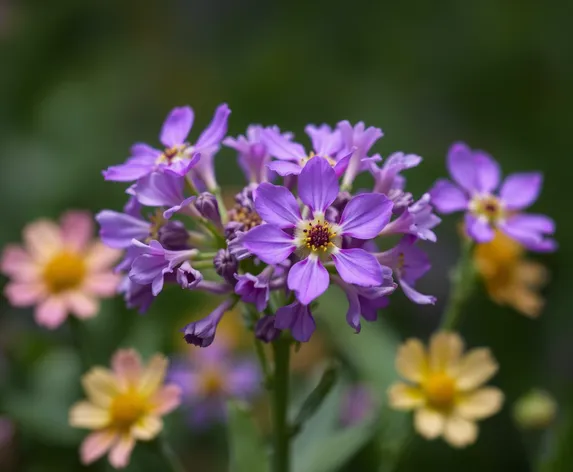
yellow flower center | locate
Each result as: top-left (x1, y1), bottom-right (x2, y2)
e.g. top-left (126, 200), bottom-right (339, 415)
top-left (300, 151), bottom-right (336, 167)
top-left (424, 373), bottom-right (456, 409)
top-left (110, 391), bottom-right (148, 430)
top-left (156, 143), bottom-right (190, 164)
top-left (469, 194), bottom-right (505, 223)
top-left (147, 209), bottom-right (167, 242)
top-left (297, 218), bottom-right (339, 254)
top-left (229, 204), bottom-right (262, 230)
top-left (200, 369), bottom-right (225, 396)
top-left (43, 252), bottom-right (86, 294)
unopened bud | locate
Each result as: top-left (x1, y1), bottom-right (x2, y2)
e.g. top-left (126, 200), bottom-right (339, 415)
top-left (255, 315), bottom-right (281, 343)
top-left (213, 249), bottom-right (238, 284)
top-left (194, 192), bottom-right (221, 224)
top-left (513, 389), bottom-right (557, 430)
top-left (158, 220), bottom-right (190, 250)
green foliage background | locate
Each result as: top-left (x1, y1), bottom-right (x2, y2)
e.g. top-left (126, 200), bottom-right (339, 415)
top-left (0, 1), bottom-right (571, 471)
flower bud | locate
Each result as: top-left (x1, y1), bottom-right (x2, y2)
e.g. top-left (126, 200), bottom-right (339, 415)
top-left (513, 389), bottom-right (557, 430)
top-left (255, 315), bottom-right (281, 343)
top-left (213, 249), bottom-right (238, 284)
top-left (194, 192), bottom-right (221, 224)
top-left (158, 220), bottom-right (190, 250)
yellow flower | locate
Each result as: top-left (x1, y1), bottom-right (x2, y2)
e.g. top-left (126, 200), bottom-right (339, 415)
top-left (388, 332), bottom-right (504, 448)
top-left (474, 231), bottom-right (548, 318)
top-left (69, 349), bottom-right (182, 469)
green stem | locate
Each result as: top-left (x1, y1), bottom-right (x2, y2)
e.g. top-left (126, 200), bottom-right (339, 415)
top-left (212, 187), bottom-right (229, 225)
top-left (440, 239), bottom-right (477, 331)
top-left (255, 338), bottom-right (272, 389)
top-left (158, 436), bottom-right (186, 472)
top-left (271, 337), bottom-right (291, 472)
top-left (68, 317), bottom-right (91, 370)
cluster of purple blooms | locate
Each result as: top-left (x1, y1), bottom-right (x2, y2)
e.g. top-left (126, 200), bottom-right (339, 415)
top-left (96, 104), bottom-right (555, 345)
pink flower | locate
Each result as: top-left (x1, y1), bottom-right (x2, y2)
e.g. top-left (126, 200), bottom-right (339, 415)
top-left (1, 211), bottom-right (121, 328)
top-left (69, 349), bottom-right (182, 469)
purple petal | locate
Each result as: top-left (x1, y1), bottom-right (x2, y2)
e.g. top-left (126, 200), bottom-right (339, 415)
top-left (261, 128), bottom-right (306, 161)
top-left (287, 257), bottom-right (330, 305)
top-left (160, 106), bottom-right (194, 147)
top-left (465, 213), bottom-right (494, 243)
top-left (399, 277), bottom-right (436, 305)
top-left (429, 179), bottom-right (469, 214)
top-left (473, 151), bottom-right (500, 193)
top-left (195, 103), bottom-right (231, 149)
top-left (447, 142), bottom-right (477, 193)
top-left (275, 302), bottom-right (316, 342)
top-left (131, 143), bottom-right (162, 158)
top-left (164, 196), bottom-right (197, 219)
top-left (96, 210), bottom-right (150, 248)
top-left (130, 171), bottom-right (184, 207)
top-left (103, 159), bottom-right (155, 182)
top-left (500, 213), bottom-right (556, 247)
top-left (499, 172), bottom-right (543, 210)
top-left (339, 193), bottom-right (393, 239)
top-left (333, 152), bottom-right (352, 177)
top-left (164, 153), bottom-right (201, 176)
top-left (339, 284), bottom-right (362, 333)
top-left (304, 124), bottom-right (342, 157)
top-left (241, 225), bottom-right (296, 264)
top-left (332, 248), bottom-right (382, 287)
top-left (267, 160), bottom-right (303, 176)
top-left (254, 183), bottom-right (301, 228)
top-left (298, 157), bottom-right (339, 214)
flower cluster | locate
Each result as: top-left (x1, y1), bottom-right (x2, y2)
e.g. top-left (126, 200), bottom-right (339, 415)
top-left (98, 105), bottom-right (440, 344)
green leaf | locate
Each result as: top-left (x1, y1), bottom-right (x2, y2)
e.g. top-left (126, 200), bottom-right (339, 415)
top-left (227, 401), bottom-right (268, 472)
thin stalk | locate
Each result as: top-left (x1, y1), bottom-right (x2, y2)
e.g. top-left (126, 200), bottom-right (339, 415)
top-left (271, 337), bottom-right (291, 472)
top-left (212, 187), bottom-right (229, 225)
top-left (440, 239), bottom-right (477, 331)
top-left (158, 436), bottom-right (187, 472)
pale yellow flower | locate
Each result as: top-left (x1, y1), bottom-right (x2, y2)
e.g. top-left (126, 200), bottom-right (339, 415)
top-left (69, 349), bottom-right (182, 469)
top-left (474, 230), bottom-right (548, 318)
top-left (388, 332), bottom-right (504, 448)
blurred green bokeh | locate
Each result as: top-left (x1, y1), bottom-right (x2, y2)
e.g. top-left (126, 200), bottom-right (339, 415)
top-left (0, 1), bottom-right (571, 471)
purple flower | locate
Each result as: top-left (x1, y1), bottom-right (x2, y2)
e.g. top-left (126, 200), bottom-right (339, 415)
top-left (242, 157), bottom-right (393, 305)
top-left (103, 104), bottom-right (229, 185)
top-left (337, 120), bottom-right (384, 189)
top-left (334, 267), bottom-right (396, 332)
top-left (340, 385), bottom-right (377, 427)
top-left (263, 124), bottom-right (351, 177)
top-left (168, 341), bottom-right (260, 427)
top-left (118, 276), bottom-right (155, 313)
top-left (176, 261), bottom-right (203, 290)
top-left (379, 193), bottom-right (441, 242)
top-left (430, 142), bottom-right (556, 250)
top-left (255, 315), bottom-right (281, 343)
top-left (234, 267), bottom-right (273, 311)
top-left (127, 170), bottom-right (196, 219)
top-left (375, 236), bottom-right (436, 305)
top-left (181, 298), bottom-right (234, 347)
top-left (96, 197), bottom-right (151, 249)
top-left (275, 301), bottom-right (316, 342)
top-left (224, 125), bottom-right (292, 183)
top-left (129, 240), bottom-right (197, 295)
top-left (370, 151), bottom-right (422, 196)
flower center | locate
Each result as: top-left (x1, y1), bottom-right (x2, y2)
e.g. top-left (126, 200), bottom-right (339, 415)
top-left (147, 209), bottom-right (167, 241)
top-left (423, 373), bottom-right (456, 409)
top-left (229, 204), bottom-right (262, 231)
top-left (110, 392), bottom-right (148, 430)
top-left (200, 369), bottom-right (225, 396)
top-left (299, 218), bottom-right (338, 253)
top-left (43, 252), bottom-right (86, 294)
top-left (469, 194), bottom-right (505, 223)
top-left (156, 143), bottom-right (190, 164)
top-left (300, 152), bottom-right (336, 167)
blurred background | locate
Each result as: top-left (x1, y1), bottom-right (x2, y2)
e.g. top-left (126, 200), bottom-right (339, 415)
top-left (0, 0), bottom-right (571, 471)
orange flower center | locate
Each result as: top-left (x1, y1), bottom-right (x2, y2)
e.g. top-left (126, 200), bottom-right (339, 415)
top-left (424, 373), bottom-right (456, 408)
top-left (200, 369), bottom-right (226, 396)
top-left (110, 392), bottom-right (148, 430)
top-left (43, 252), bottom-right (86, 293)
top-left (300, 152), bottom-right (336, 167)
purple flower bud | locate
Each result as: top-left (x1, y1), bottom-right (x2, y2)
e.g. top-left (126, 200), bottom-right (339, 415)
top-left (234, 268), bottom-right (272, 311)
top-left (158, 220), bottom-right (191, 250)
top-left (194, 192), bottom-right (221, 224)
top-left (255, 316), bottom-right (281, 343)
top-left (181, 298), bottom-right (233, 347)
top-left (176, 261), bottom-right (203, 290)
top-left (214, 249), bottom-right (238, 284)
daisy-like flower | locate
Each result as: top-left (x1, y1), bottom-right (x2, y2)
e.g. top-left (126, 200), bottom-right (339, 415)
top-left (69, 349), bottom-right (182, 469)
top-left (168, 341), bottom-right (260, 427)
top-left (388, 332), bottom-right (504, 448)
top-left (474, 230), bottom-right (548, 318)
top-left (429, 142), bottom-right (556, 251)
top-left (1, 211), bottom-right (121, 329)
top-left (242, 157), bottom-right (393, 306)
top-left (263, 124), bottom-right (351, 177)
top-left (103, 104), bottom-right (230, 189)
